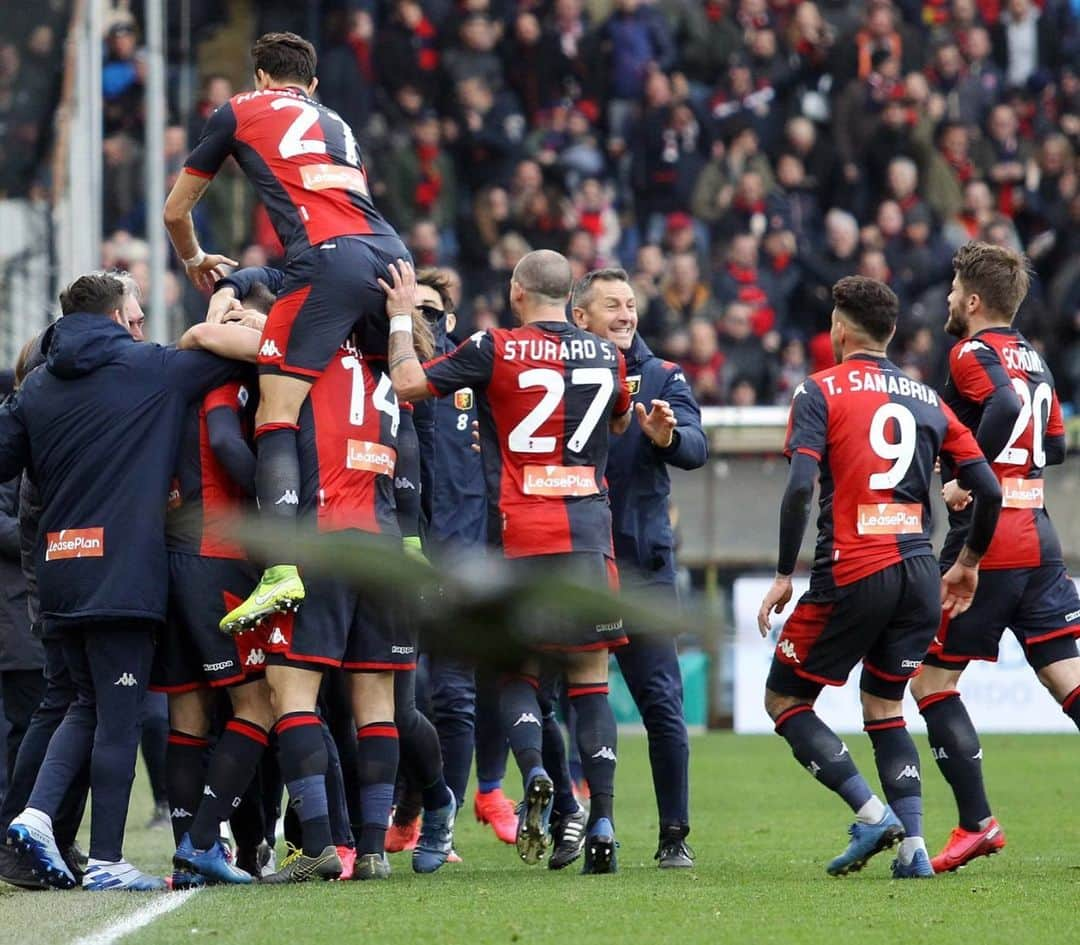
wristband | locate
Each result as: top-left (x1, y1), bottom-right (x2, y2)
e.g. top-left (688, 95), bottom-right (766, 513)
top-left (183, 249), bottom-right (206, 268)
top-left (389, 314), bottom-right (413, 335)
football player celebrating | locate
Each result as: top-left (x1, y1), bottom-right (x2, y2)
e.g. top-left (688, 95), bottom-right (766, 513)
top-left (757, 277), bottom-right (1002, 879)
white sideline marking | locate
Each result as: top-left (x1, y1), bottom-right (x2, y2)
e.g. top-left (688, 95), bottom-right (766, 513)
top-left (72, 888), bottom-right (201, 945)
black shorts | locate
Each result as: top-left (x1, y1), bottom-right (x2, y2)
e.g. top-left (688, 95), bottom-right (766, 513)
top-left (926, 564), bottom-right (1080, 667)
top-left (515, 552), bottom-right (628, 653)
top-left (767, 555), bottom-right (940, 699)
top-left (265, 576), bottom-right (417, 672)
top-left (151, 553), bottom-right (270, 692)
top-left (257, 235), bottom-right (410, 380)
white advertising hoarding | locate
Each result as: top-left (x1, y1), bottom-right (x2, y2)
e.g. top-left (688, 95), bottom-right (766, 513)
top-left (733, 576), bottom-right (1080, 734)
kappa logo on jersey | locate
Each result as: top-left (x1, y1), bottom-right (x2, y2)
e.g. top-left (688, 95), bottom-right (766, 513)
top-left (895, 765), bottom-right (921, 781)
top-left (470, 331), bottom-right (485, 348)
top-left (114, 672), bottom-right (137, 687)
top-left (453, 388), bottom-right (474, 411)
top-left (959, 340), bottom-right (988, 357)
top-left (512, 712), bottom-right (541, 727)
top-left (792, 382), bottom-right (807, 399)
top-left (275, 490), bottom-right (299, 506)
top-left (245, 649), bottom-right (266, 667)
top-left (259, 338), bottom-right (283, 359)
top-left (45, 527), bottom-right (104, 562)
top-left (626, 376), bottom-right (641, 396)
top-left (346, 439), bottom-right (397, 475)
top-left (777, 638), bottom-right (799, 663)
top-left (1001, 477), bottom-right (1044, 509)
top-left (856, 503), bottom-right (923, 535)
top-left (591, 746), bottom-right (617, 762)
top-left (522, 464), bottom-right (599, 497)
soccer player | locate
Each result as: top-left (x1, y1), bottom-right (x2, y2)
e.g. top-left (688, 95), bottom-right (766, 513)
top-left (163, 31), bottom-right (409, 630)
top-left (0, 274), bottom-right (243, 890)
top-left (571, 267), bottom-right (708, 869)
top-left (383, 250), bottom-right (632, 874)
top-left (756, 276), bottom-right (1002, 879)
top-left (911, 242), bottom-right (1080, 872)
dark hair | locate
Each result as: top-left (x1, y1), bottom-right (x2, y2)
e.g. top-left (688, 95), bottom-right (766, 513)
top-left (417, 268), bottom-right (454, 314)
top-left (832, 276), bottom-right (898, 343)
top-left (251, 32), bottom-right (317, 86)
top-left (571, 268), bottom-right (630, 310)
top-left (242, 281), bottom-right (277, 315)
top-left (952, 240), bottom-right (1030, 321)
top-left (59, 273), bottom-right (125, 317)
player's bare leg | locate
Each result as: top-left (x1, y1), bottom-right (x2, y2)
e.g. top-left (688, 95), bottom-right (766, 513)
top-left (262, 665), bottom-right (341, 882)
top-left (349, 672), bottom-right (398, 880)
top-left (861, 690), bottom-right (932, 878)
top-left (221, 374), bottom-right (313, 632)
top-left (913, 664), bottom-right (1005, 872)
top-left (566, 648), bottom-right (619, 874)
top-left (765, 688), bottom-right (902, 876)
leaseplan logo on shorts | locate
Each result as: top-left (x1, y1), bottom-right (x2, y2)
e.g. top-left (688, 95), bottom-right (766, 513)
top-left (46, 527), bottom-right (104, 561)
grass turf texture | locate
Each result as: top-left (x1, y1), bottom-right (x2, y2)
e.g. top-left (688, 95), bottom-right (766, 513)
top-left (1, 732), bottom-right (1078, 945)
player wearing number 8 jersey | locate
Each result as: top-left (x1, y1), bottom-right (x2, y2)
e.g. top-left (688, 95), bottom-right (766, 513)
top-left (384, 251), bottom-right (632, 874)
top-left (164, 32), bottom-right (410, 634)
top-left (912, 242), bottom-right (1080, 874)
top-left (757, 276), bottom-right (1002, 880)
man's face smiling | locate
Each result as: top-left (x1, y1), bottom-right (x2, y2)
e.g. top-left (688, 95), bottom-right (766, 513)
top-left (578, 278), bottom-right (637, 350)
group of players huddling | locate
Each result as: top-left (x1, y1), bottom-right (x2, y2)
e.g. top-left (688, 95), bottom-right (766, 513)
top-left (0, 31), bottom-right (1076, 892)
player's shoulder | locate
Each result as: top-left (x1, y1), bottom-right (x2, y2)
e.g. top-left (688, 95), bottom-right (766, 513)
top-left (949, 334), bottom-right (996, 366)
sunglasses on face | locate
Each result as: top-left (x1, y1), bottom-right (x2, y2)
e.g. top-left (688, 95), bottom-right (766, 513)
top-left (417, 303), bottom-right (445, 322)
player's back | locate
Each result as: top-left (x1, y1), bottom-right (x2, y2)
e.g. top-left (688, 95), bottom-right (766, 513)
top-left (298, 341), bottom-right (399, 535)
top-left (483, 321), bottom-right (627, 558)
top-left (942, 326), bottom-right (1066, 568)
top-left (788, 354), bottom-right (980, 589)
top-left (187, 88), bottom-right (398, 260)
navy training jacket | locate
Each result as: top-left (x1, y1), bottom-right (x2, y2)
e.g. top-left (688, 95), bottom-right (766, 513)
top-left (0, 313), bottom-right (239, 628)
top-left (607, 334), bottom-right (708, 585)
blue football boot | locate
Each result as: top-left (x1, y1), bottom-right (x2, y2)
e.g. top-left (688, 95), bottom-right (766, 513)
top-left (6, 814), bottom-right (76, 890)
top-left (174, 833), bottom-right (253, 885)
top-left (412, 789), bottom-right (456, 874)
top-left (827, 806), bottom-right (905, 876)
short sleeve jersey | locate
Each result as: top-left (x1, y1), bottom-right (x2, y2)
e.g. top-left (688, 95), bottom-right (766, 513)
top-left (166, 381), bottom-right (253, 559)
top-left (424, 321), bottom-right (631, 559)
top-left (298, 343), bottom-right (400, 536)
top-left (941, 327), bottom-right (1066, 569)
top-left (785, 354), bottom-right (984, 590)
top-left (184, 88), bottom-right (398, 260)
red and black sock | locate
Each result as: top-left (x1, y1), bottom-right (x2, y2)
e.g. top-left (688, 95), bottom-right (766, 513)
top-left (190, 719), bottom-right (268, 850)
top-left (166, 730), bottom-right (209, 846)
top-left (355, 722), bottom-right (399, 855)
top-left (569, 684), bottom-right (617, 828)
top-left (918, 690), bottom-right (991, 831)
top-left (275, 712), bottom-right (332, 856)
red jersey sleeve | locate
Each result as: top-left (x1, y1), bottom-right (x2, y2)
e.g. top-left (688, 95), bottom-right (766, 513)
top-left (940, 401), bottom-right (986, 467)
top-left (1047, 389), bottom-right (1065, 438)
top-left (783, 379), bottom-right (828, 462)
top-left (423, 330), bottom-right (496, 398)
top-left (614, 350), bottom-right (631, 416)
top-left (203, 381), bottom-right (242, 415)
top-left (949, 337), bottom-right (1011, 402)
top-left (184, 102), bottom-right (237, 179)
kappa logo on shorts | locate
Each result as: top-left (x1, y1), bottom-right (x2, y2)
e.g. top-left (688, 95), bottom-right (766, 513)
top-left (113, 672), bottom-right (137, 687)
top-left (259, 339), bottom-right (283, 359)
top-left (245, 649), bottom-right (266, 667)
top-left (1066, 609), bottom-right (1080, 623)
top-left (391, 645), bottom-right (414, 655)
top-left (777, 638), bottom-right (800, 663)
top-left (901, 659), bottom-right (922, 670)
top-left (202, 660), bottom-right (235, 673)
top-left (895, 765), bottom-right (921, 781)
top-left (268, 626), bottom-right (288, 646)
top-left (45, 527), bottom-right (104, 562)
top-left (512, 712), bottom-right (541, 727)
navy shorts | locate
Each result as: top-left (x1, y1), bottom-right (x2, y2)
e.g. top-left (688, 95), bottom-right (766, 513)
top-left (151, 553), bottom-right (271, 692)
top-left (767, 555), bottom-right (940, 700)
top-left (514, 552), bottom-right (628, 653)
top-left (926, 564), bottom-right (1080, 667)
top-left (257, 235), bottom-right (410, 380)
top-left (265, 575), bottom-right (417, 672)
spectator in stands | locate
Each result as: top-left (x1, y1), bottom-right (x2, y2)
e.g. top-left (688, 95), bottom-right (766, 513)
top-left (318, 10), bottom-right (376, 139)
top-left (718, 301), bottom-right (774, 403)
top-left (681, 318), bottom-right (726, 407)
top-left (384, 111), bottom-right (458, 237)
top-left (714, 233), bottom-right (777, 337)
top-left (991, 0), bottom-right (1060, 89)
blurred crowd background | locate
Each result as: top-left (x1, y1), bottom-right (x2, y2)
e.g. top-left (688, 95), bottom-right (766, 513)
top-left (3, 0), bottom-right (1080, 409)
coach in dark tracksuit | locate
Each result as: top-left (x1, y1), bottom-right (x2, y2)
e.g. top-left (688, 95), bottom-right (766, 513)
top-left (572, 268), bottom-right (708, 868)
top-left (0, 274), bottom-right (242, 890)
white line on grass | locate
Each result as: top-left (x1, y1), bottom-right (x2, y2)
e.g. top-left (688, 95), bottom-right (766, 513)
top-left (72, 888), bottom-right (202, 945)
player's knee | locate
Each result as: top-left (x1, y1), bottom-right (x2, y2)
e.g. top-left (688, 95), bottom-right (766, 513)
top-left (167, 689), bottom-right (212, 736)
top-left (229, 680), bottom-right (274, 731)
top-left (256, 375), bottom-right (311, 426)
top-left (566, 649), bottom-right (609, 685)
top-left (1034, 652), bottom-right (1080, 702)
top-left (352, 671), bottom-right (396, 725)
top-left (764, 688), bottom-right (806, 721)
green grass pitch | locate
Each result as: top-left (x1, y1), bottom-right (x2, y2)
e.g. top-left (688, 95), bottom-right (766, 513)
top-left (1, 731), bottom-right (1077, 945)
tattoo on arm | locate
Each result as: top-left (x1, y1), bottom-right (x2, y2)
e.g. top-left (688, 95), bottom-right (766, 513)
top-left (388, 331), bottom-right (418, 368)
top-left (389, 353), bottom-right (419, 371)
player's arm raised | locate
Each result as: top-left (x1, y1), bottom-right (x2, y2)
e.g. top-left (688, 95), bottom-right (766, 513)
top-left (381, 260), bottom-right (433, 402)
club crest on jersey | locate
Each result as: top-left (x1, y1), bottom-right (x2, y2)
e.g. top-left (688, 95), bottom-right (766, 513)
top-left (454, 388), bottom-right (474, 411)
top-left (626, 376), bottom-right (641, 396)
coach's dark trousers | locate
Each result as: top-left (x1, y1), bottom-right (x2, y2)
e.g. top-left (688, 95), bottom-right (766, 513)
top-left (27, 621), bottom-right (155, 862)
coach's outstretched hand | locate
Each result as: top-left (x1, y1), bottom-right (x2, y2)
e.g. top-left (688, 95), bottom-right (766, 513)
top-left (757, 574), bottom-right (793, 637)
top-left (636, 399), bottom-right (676, 448)
top-left (941, 560), bottom-right (978, 617)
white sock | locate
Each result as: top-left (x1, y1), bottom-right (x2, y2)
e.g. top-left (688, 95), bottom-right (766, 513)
top-left (897, 836), bottom-right (927, 865)
top-left (17, 808), bottom-right (53, 834)
top-left (855, 796), bottom-right (886, 825)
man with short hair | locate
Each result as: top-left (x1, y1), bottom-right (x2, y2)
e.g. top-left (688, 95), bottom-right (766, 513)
top-left (911, 242), bottom-right (1080, 872)
top-left (757, 275), bottom-right (1002, 879)
top-left (572, 267), bottom-right (707, 868)
top-left (0, 274), bottom-right (246, 890)
top-left (384, 249), bottom-right (632, 873)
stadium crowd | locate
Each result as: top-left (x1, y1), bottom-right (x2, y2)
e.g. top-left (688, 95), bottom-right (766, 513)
top-left (72, 0), bottom-right (1080, 412)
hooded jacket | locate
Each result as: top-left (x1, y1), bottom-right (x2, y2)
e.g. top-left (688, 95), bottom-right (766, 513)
top-left (0, 313), bottom-right (238, 628)
top-left (607, 334), bottom-right (708, 585)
